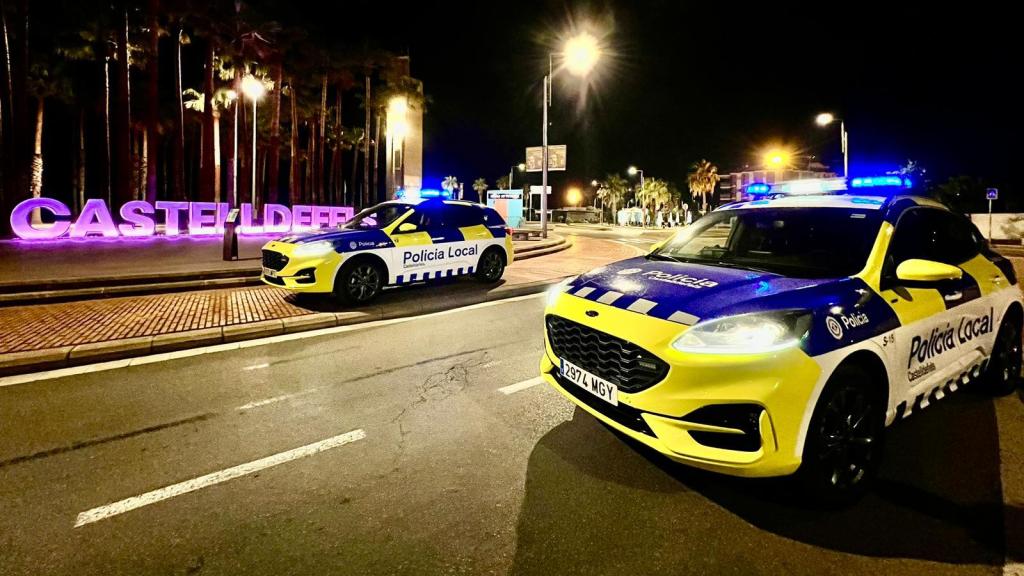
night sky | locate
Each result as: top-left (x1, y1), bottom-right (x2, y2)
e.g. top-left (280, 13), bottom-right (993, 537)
top-left (329, 1), bottom-right (1017, 205)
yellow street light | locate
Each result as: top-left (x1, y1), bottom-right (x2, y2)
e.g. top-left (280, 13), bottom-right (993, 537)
top-left (240, 75), bottom-right (266, 101)
top-left (566, 186), bottom-right (582, 206)
top-left (387, 96), bottom-right (409, 141)
top-left (763, 148), bottom-right (792, 169)
top-left (627, 166), bottom-right (638, 176)
top-left (517, 163), bottom-right (526, 171)
top-left (815, 112), bottom-right (835, 126)
top-left (563, 32), bottom-right (601, 77)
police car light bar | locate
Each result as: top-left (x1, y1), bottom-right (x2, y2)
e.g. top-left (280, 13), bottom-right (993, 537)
top-left (747, 183), bottom-right (771, 194)
top-left (418, 189), bottom-right (451, 199)
top-left (849, 176), bottom-right (912, 189)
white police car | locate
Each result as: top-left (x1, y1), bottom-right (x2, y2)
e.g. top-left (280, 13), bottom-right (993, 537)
top-left (541, 188), bottom-right (1022, 500)
top-left (261, 199), bottom-right (514, 304)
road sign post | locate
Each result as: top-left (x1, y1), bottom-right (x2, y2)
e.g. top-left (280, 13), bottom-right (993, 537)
top-left (986, 188), bottom-right (998, 240)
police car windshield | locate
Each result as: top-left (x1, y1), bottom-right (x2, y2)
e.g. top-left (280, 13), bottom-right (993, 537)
top-left (342, 203), bottom-right (413, 230)
top-left (653, 207), bottom-right (882, 278)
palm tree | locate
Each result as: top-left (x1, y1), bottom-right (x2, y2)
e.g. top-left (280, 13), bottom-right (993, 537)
top-left (442, 175), bottom-right (459, 195)
top-left (495, 175), bottom-right (510, 190)
top-left (472, 177), bottom-right (487, 201)
top-left (602, 174), bottom-right (629, 224)
top-left (636, 178), bottom-right (670, 226)
top-left (688, 159), bottom-right (720, 214)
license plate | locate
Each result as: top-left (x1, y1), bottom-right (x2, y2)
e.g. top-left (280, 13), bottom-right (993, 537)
top-left (262, 267), bottom-right (279, 278)
top-left (560, 359), bottom-right (618, 406)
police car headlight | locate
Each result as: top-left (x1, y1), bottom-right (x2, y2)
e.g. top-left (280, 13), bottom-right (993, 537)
top-left (547, 275), bottom-right (578, 307)
top-left (671, 311), bottom-right (810, 354)
top-left (292, 240), bottom-right (335, 258)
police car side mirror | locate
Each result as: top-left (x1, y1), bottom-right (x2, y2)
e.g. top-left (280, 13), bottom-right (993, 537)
top-left (895, 259), bottom-right (963, 284)
top-left (397, 222), bottom-right (418, 233)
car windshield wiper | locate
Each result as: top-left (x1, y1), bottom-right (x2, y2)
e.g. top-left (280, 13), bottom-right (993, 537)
top-left (712, 259), bottom-right (778, 275)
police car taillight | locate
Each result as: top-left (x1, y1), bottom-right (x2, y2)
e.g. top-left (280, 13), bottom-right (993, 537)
top-left (506, 227), bottom-right (513, 237)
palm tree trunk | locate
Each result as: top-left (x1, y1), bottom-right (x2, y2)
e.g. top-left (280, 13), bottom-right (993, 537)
top-left (350, 138), bottom-right (358, 208)
top-left (362, 75), bottom-right (370, 208)
top-left (267, 61), bottom-right (282, 204)
top-left (317, 74), bottom-right (327, 204)
top-left (112, 5), bottom-right (132, 205)
top-left (145, 0), bottom-right (159, 203)
top-left (103, 53), bottom-right (112, 204)
top-left (77, 108), bottom-right (86, 211)
top-left (213, 109), bottom-right (221, 202)
top-left (288, 77), bottom-right (299, 206)
top-left (373, 112), bottom-right (381, 203)
top-left (172, 23), bottom-right (185, 201)
top-left (29, 97), bottom-right (42, 224)
top-left (224, 87), bottom-right (237, 207)
top-left (199, 38), bottom-right (215, 201)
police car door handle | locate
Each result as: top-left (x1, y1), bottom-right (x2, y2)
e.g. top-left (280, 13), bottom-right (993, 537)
top-left (944, 291), bottom-right (963, 301)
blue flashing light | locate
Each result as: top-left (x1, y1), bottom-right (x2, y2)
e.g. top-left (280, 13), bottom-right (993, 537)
top-left (747, 183), bottom-right (771, 194)
top-left (849, 176), bottom-right (911, 189)
top-left (418, 189), bottom-right (451, 199)
top-left (851, 197), bottom-right (885, 205)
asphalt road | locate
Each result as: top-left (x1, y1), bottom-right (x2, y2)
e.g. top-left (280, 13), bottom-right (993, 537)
top-left (1, 294), bottom-right (1022, 576)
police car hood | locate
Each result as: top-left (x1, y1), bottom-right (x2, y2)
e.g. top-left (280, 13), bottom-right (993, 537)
top-left (569, 256), bottom-right (838, 323)
top-left (276, 227), bottom-right (393, 250)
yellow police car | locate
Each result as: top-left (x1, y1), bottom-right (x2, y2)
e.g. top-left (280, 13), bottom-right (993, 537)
top-left (261, 198), bottom-right (514, 304)
top-left (541, 187), bottom-right (1022, 499)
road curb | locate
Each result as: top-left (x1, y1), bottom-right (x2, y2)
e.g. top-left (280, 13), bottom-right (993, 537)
top-left (0, 236), bottom-right (569, 307)
top-left (0, 277), bottom-right (564, 378)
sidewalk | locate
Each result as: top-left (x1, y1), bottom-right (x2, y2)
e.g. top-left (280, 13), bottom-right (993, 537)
top-left (0, 235), bottom-right (641, 376)
top-left (0, 233), bottom-right (568, 304)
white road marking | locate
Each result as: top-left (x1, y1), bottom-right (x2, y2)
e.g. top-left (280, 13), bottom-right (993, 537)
top-left (498, 376), bottom-right (546, 395)
top-left (235, 388), bottom-right (319, 411)
top-left (0, 292), bottom-right (549, 388)
top-left (73, 429), bottom-right (366, 528)
top-left (242, 362), bottom-right (270, 371)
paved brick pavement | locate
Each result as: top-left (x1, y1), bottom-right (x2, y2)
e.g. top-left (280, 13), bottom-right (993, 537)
top-left (0, 236), bottom-right (640, 355)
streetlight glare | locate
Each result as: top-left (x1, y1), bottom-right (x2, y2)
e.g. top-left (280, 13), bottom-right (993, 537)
top-left (563, 32), bottom-right (601, 77)
top-left (517, 163), bottom-right (526, 171)
top-left (241, 75), bottom-right (266, 100)
top-left (591, 179), bottom-right (599, 186)
top-left (566, 186), bottom-right (582, 206)
top-left (627, 166), bottom-right (638, 176)
top-left (815, 112), bottom-right (834, 126)
top-left (764, 148), bottom-right (792, 168)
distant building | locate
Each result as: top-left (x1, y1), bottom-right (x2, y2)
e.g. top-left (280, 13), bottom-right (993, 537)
top-left (717, 160), bottom-right (837, 205)
top-left (384, 56), bottom-right (424, 198)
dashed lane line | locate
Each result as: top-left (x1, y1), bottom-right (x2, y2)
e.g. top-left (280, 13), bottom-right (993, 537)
top-left (74, 429), bottom-right (366, 528)
top-left (498, 376), bottom-right (546, 395)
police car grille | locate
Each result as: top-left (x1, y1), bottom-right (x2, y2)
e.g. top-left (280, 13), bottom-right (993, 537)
top-left (546, 315), bottom-right (669, 393)
top-left (262, 250), bottom-right (289, 271)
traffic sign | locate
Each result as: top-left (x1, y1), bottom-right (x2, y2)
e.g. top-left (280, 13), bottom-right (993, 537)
top-left (986, 188), bottom-right (998, 200)
top-left (525, 145), bottom-right (566, 172)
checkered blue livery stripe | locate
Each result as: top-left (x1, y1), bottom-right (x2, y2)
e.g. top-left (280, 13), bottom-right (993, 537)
top-left (564, 283), bottom-right (701, 325)
top-left (396, 266), bottom-right (475, 284)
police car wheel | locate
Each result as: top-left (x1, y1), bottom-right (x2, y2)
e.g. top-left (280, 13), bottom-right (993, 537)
top-left (799, 365), bottom-right (884, 504)
top-left (475, 249), bottom-right (505, 283)
top-left (981, 316), bottom-right (1022, 396)
top-left (336, 260), bottom-right (384, 305)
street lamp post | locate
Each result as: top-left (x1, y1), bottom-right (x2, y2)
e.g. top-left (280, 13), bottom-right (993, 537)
top-left (628, 166), bottom-right (645, 226)
top-left (815, 112), bottom-right (848, 177)
top-left (241, 75), bottom-right (266, 208)
top-left (540, 32), bottom-right (601, 238)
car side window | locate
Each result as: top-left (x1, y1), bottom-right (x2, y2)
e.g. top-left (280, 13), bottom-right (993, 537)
top-left (886, 208), bottom-right (979, 278)
top-left (446, 205), bottom-right (483, 228)
top-left (407, 204), bottom-right (446, 229)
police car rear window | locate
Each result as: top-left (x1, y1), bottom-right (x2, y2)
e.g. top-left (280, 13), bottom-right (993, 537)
top-left (653, 207), bottom-right (882, 278)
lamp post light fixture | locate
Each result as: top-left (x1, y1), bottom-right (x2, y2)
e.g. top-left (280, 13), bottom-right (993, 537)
top-left (627, 165), bottom-right (645, 191)
top-left (240, 75), bottom-right (267, 205)
top-left (540, 31), bottom-right (603, 238)
top-left (815, 112), bottom-right (848, 177)
top-left (762, 149), bottom-right (792, 170)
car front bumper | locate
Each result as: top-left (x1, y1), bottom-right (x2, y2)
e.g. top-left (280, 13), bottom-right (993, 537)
top-left (260, 241), bottom-right (344, 293)
top-left (541, 292), bottom-right (823, 478)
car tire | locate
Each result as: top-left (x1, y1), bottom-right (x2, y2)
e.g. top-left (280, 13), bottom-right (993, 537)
top-left (797, 364), bottom-right (885, 505)
top-left (980, 313), bottom-right (1022, 396)
top-left (334, 259), bottom-right (385, 306)
top-left (474, 248), bottom-right (505, 283)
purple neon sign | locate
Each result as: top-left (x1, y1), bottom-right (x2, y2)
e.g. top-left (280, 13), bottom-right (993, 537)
top-left (10, 198), bottom-right (355, 240)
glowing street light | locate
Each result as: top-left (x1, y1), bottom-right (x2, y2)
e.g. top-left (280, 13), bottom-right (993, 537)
top-left (591, 179), bottom-right (599, 187)
top-left (539, 30), bottom-right (605, 238)
top-left (815, 112), bottom-right (848, 177)
top-left (627, 165), bottom-right (645, 192)
top-left (566, 186), bottom-right (582, 206)
top-left (763, 149), bottom-right (792, 169)
top-left (564, 32), bottom-right (601, 77)
top-left (241, 75), bottom-right (267, 206)
top-left (508, 162), bottom-right (526, 190)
